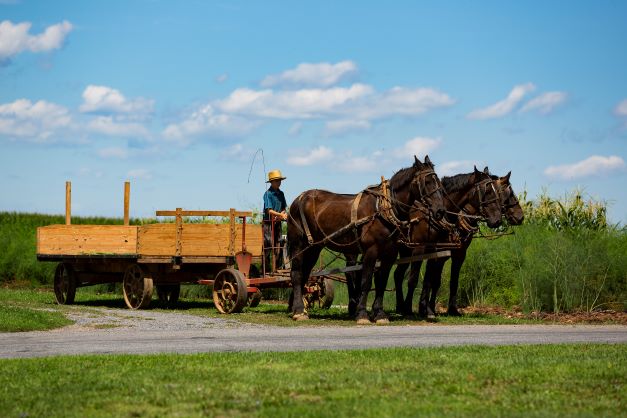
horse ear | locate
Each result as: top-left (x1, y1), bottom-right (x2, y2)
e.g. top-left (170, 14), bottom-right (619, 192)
top-left (473, 165), bottom-right (480, 174)
top-left (414, 155), bottom-right (422, 167)
top-left (483, 166), bottom-right (489, 174)
top-left (424, 155), bottom-right (433, 166)
top-left (502, 171), bottom-right (511, 182)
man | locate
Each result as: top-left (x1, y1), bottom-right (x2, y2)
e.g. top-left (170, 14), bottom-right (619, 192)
top-left (263, 169), bottom-right (288, 272)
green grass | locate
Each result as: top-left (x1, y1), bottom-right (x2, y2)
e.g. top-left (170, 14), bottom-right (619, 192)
top-left (0, 304), bottom-right (72, 332)
top-left (0, 344), bottom-right (624, 417)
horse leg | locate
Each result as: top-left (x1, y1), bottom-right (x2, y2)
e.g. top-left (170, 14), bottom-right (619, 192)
top-left (355, 248), bottom-right (377, 324)
top-left (372, 255), bottom-right (395, 324)
top-left (419, 259), bottom-right (443, 320)
top-left (344, 253), bottom-right (359, 317)
top-left (427, 259), bottom-right (445, 318)
top-left (393, 252), bottom-right (409, 314)
top-left (448, 248), bottom-right (467, 316)
top-left (290, 245), bottom-right (321, 320)
top-left (404, 260), bottom-right (423, 315)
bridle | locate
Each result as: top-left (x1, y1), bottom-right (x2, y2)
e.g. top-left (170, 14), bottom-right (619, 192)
top-left (470, 177), bottom-right (500, 219)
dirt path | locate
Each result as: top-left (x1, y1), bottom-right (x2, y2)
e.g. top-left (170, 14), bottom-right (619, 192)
top-left (1, 307), bottom-right (626, 358)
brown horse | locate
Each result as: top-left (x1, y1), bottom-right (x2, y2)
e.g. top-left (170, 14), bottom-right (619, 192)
top-left (287, 156), bottom-right (447, 323)
top-left (392, 167), bottom-right (506, 318)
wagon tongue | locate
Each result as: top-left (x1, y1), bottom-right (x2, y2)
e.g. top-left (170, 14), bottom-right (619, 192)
top-left (235, 251), bottom-right (253, 279)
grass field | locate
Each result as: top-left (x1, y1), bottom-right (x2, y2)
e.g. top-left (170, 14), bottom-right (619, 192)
top-left (0, 344), bottom-right (624, 417)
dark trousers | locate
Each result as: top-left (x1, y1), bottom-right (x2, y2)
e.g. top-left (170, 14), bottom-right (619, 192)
top-left (263, 221), bottom-right (283, 272)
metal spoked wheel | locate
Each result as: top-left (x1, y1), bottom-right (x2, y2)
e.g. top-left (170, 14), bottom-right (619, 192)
top-left (212, 268), bottom-right (248, 314)
top-left (304, 278), bottom-right (335, 309)
top-left (123, 264), bottom-right (154, 310)
top-left (54, 262), bottom-right (77, 305)
top-left (157, 284), bottom-right (180, 307)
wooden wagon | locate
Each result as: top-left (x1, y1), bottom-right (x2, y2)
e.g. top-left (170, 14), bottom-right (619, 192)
top-left (36, 182), bottom-right (342, 313)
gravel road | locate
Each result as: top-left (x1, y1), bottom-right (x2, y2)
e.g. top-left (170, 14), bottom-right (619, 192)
top-left (1, 308), bottom-right (626, 358)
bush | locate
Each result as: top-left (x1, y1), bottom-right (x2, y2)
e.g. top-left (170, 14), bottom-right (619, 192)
top-left (455, 189), bottom-right (627, 313)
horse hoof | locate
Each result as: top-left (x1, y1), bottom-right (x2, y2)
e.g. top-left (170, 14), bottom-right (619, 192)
top-left (356, 318), bottom-right (372, 325)
top-left (293, 313), bottom-right (309, 321)
top-left (375, 318), bottom-right (390, 325)
top-left (447, 308), bottom-right (462, 317)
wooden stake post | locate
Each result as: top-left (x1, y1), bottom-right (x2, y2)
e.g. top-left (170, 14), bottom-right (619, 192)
top-left (124, 181), bottom-right (130, 226)
top-left (65, 181), bottom-right (71, 225)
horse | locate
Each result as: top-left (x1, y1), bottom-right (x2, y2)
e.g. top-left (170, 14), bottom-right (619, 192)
top-left (392, 167), bottom-right (505, 318)
top-left (287, 156), bottom-right (448, 324)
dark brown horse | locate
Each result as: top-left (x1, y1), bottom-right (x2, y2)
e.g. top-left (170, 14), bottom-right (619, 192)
top-left (393, 167), bottom-right (508, 318)
top-left (287, 156), bottom-right (447, 324)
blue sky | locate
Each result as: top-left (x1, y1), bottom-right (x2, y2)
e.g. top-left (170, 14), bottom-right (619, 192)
top-left (1, 1), bottom-right (626, 223)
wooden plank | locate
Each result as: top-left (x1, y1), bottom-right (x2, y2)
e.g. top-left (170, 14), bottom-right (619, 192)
top-left (138, 256), bottom-right (172, 263)
top-left (137, 224), bottom-right (176, 256)
top-left (37, 225), bottom-right (138, 255)
top-left (65, 181), bottom-right (71, 225)
top-left (180, 256), bottom-right (230, 263)
top-left (124, 181), bottom-right (130, 226)
top-left (309, 264), bottom-right (363, 277)
top-left (137, 223), bottom-right (263, 257)
top-left (229, 208), bottom-right (235, 256)
top-left (396, 250), bottom-right (451, 265)
top-left (155, 210), bottom-right (253, 218)
top-left (175, 208), bottom-right (183, 257)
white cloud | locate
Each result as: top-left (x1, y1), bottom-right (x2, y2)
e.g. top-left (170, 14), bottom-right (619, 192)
top-left (354, 87), bottom-right (455, 119)
top-left (219, 143), bottom-right (255, 161)
top-left (261, 60), bottom-right (358, 88)
top-left (162, 103), bottom-right (258, 145)
top-left (615, 99), bottom-right (627, 117)
top-left (437, 160), bottom-right (480, 176)
top-left (544, 155), bottom-right (625, 180)
top-left (521, 91), bottom-right (568, 114)
top-left (468, 83), bottom-right (536, 120)
top-left (392, 136), bottom-right (441, 159)
top-left (79, 85), bottom-right (154, 115)
top-left (215, 84), bottom-right (453, 122)
top-left (337, 155), bottom-right (377, 173)
top-left (97, 147), bottom-right (129, 159)
top-left (127, 168), bottom-right (152, 180)
top-left (216, 84), bottom-right (373, 119)
top-left (87, 116), bottom-right (150, 138)
top-left (287, 146), bottom-right (333, 166)
top-left (0, 20), bottom-right (73, 61)
top-left (215, 73), bottom-right (228, 83)
top-left (0, 98), bottom-right (71, 141)
top-left (324, 119), bottom-right (371, 136)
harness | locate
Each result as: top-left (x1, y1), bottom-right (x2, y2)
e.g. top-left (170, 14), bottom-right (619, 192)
top-left (296, 169), bottom-right (444, 248)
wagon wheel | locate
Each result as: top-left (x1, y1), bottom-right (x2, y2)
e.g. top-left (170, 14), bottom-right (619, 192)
top-left (54, 262), bottom-right (77, 305)
top-left (212, 268), bottom-right (248, 314)
top-left (157, 284), bottom-right (180, 307)
top-left (248, 288), bottom-right (262, 308)
top-left (123, 264), bottom-right (154, 310)
top-left (303, 278), bottom-right (335, 310)
top-left (320, 278), bottom-right (335, 309)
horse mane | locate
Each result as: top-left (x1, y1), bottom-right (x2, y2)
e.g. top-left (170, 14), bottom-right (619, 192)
top-left (442, 172), bottom-right (476, 193)
top-left (388, 165), bottom-right (417, 191)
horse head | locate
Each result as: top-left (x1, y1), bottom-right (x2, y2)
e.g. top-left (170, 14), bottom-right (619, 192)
top-left (411, 155), bottom-right (447, 220)
top-left (494, 171), bottom-right (524, 225)
top-left (468, 166), bottom-right (502, 228)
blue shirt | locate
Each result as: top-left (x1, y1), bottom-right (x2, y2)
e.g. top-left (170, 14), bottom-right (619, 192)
top-left (263, 187), bottom-right (287, 221)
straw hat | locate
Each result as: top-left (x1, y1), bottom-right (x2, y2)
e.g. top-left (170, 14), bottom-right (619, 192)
top-left (266, 169), bottom-right (287, 183)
